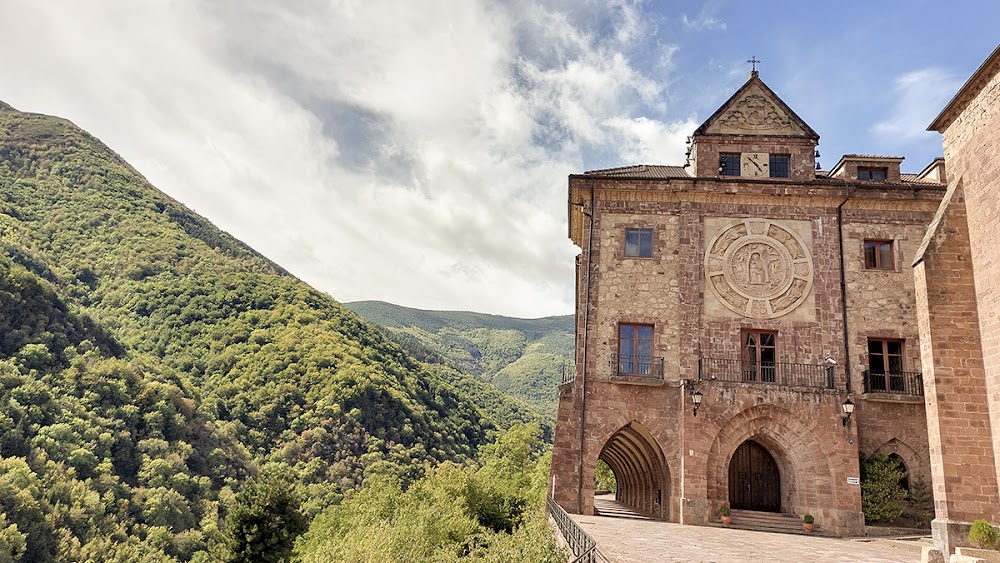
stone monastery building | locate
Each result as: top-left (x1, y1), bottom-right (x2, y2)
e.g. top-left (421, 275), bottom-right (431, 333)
top-left (549, 68), bottom-right (950, 536)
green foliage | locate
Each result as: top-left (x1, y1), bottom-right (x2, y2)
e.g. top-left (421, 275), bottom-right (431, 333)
top-left (594, 459), bottom-right (616, 492)
top-left (969, 519), bottom-right (998, 549)
top-left (346, 301), bottom-right (574, 421)
top-left (294, 425), bottom-right (561, 562)
top-left (860, 454), bottom-right (908, 523)
top-left (802, 514), bottom-right (814, 524)
top-left (0, 104), bottom-right (511, 559)
top-left (899, 479), bottom-right (933, 529)
top-left (719, 505), bottom-right (730, 517)
top-left (0, 512), bottom-right (26, 563)
top-left (219, 472), bottom-right (308, 563)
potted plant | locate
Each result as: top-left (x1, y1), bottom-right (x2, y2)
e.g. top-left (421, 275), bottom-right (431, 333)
top-left (968, 519), bottom-right (998, 549)
top-left (802, 514), bottom-right (814, 533)
top-left (720, 505), bottom-right (732, 527)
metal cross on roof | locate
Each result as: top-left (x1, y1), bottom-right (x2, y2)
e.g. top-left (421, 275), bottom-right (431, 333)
top-left (747, 55), bottom-right (761, 71)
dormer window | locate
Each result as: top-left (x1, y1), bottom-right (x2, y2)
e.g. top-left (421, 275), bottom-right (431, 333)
top-left (858, 167), bottom-right (888, 181)
top-left (769, 154), bottom-right (790, 178)
top-left (720, 153), bottom-right (740, 176)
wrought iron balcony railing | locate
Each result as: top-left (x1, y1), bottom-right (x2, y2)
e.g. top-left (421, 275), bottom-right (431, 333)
top-left (560, 363), bottom-right (575, 385)
top-left (610, 353), bottom-right (664, 383)
top-left (698, 357), bottom-right (836, 389)
top-left (863, 370), bottom-right (923, 396)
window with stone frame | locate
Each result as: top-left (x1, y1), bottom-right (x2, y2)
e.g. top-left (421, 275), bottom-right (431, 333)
top-left (864, 239), bottom-right (894, 270)
top-left (858, 167), bottom-right (888, 181)
top-left (624, 228), bottom-right (653, 257)
top-left (719, 153), bottom-right (741, 176)
top-left (618, 323), bottom-right (653, 375)
top-left (868, 338), bottom-right (904, 392)
top-left (742, 329), bottom-right (777, 382)
top-left (769, 154), bottom-right (791, 178)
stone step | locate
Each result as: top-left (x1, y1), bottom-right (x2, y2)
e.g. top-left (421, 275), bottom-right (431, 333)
top-left (727, 509), bottom-right (814, 534)
top-left (866, 537), bottom-right (934, 555)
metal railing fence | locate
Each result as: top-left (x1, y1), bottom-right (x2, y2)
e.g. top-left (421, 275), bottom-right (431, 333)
top-left (698, 357), bottom-right (837, 389)
top-left (546, 497), bottom-right (609, 563)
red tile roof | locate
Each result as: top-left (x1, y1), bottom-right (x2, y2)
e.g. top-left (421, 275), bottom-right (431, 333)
top-left (582, 164), bottom-right (692, 179)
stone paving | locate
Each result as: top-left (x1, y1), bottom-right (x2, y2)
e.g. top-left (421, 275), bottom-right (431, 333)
top-left (570, 496), bottom-right (922, 563)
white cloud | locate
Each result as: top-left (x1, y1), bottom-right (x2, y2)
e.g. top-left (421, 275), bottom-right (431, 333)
top-left (872, 68), bottom-right (962, 144)
top-left (0, 0), bottom-right (688, 317)
top-left (681, 2), bottom-right (727, 32)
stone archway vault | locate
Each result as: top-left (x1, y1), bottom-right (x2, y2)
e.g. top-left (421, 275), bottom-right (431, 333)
top-left (598, 421), bottom-right (671, 519)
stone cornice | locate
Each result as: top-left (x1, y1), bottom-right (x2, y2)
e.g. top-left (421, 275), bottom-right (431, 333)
top-left (928, 43), bottom-right (1000, 132)
top-left (567, 178), bottom-right (944, 246)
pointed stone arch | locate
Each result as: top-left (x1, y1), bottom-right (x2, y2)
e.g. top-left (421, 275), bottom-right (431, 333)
top-left (597, 421), bottom-right (671, 519)
top-left (872, 437), bottom-right (925, 491)
top-left (706, 403), bottom-right (835, 515)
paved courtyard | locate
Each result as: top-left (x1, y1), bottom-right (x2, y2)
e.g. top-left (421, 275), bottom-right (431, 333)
top-left (570, 497), bottom-right (924, 563)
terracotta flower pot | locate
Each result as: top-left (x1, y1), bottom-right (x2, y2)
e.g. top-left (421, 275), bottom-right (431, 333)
top-left (721, 516), bottom-right (732, 526)
top-left (802, 523), bottom-right (814, 533)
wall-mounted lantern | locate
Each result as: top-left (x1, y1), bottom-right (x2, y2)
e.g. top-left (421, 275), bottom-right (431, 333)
top-left (692, 389), bottom-right (703, 417)
top-left (841, 398), bottom-right (855, 427)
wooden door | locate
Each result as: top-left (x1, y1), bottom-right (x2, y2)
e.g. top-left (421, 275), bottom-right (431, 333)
top-left (728, 440), bottom-right (780, 512)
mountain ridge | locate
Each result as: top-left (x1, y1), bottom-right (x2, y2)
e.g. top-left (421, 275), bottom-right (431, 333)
top-left (345, 300), bottom-right (575, 419)
top-left (0, 102), bottom-right (545, 560)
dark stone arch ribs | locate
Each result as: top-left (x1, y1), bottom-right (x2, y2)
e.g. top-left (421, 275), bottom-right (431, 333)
top-left (598, 421), bottom-right (671, 519)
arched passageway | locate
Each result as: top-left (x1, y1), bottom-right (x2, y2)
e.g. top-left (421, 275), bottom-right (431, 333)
top-left (597, 421), bottom-right (670, 519)
top-left (728, 439), bottom-right (781, 512)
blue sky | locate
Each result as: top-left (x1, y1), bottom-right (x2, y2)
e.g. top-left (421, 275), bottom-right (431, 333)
top-left (1, 1), bottom-right (996, 317)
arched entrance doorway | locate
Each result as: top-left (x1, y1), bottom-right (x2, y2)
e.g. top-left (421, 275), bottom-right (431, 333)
top-left (597, 422), bottom-right (670, 519)
top-left (728, 439), bottom-right (780, 512)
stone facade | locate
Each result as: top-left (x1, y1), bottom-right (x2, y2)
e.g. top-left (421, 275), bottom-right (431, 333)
top-left (551, 71), bottom-right (945, 536)
top-left (917, 44), bottom-right (1000, 556)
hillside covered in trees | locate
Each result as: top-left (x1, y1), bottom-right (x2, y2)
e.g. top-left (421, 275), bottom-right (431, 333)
top-left (0, 103), bottom-right (556, 560)
top-left (345, 301), bottom-right (574, 419)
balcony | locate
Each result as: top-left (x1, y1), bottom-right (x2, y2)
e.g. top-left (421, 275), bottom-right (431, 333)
top-left (698, 358), bottom-right (836, 389)
top-left (863, 370), bottom-right (923, 396)
top-left (610, 353), bottom-right (664, 384)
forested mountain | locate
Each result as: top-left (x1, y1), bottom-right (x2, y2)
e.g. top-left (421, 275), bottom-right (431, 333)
top-left (345, 301), bottom-right (574, 419)
top-left (0, 103), bottom-right (551, 560)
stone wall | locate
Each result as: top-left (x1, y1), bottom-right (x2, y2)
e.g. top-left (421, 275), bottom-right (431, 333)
top-left (940, 55), bottom-right (1000, 494)
top-left (551, 172), bottom-right (943, 537)
top-left (843, 210), bottom-right (936, 486)
top-left (914, 183), bottom-right (1000, 555)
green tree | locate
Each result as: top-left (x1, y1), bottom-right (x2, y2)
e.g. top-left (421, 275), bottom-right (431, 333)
top-left (219, 473), bottom-right (307, 563)
top-left (0, 512), bottom-right (26, 563)
top-left (595, 459), bottom-right (616, 492)
top-left (860, 454), bottom-right (907, 523)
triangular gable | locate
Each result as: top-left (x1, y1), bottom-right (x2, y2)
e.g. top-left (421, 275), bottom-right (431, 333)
top-left (694, 72), bottom-right (819, 139)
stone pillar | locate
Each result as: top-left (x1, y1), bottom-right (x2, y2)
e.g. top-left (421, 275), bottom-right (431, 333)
top-left (913, 182), bottom-right (1000, 556)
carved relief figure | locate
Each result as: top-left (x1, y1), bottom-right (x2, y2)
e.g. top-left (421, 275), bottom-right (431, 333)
top-left (704, 220), bottom-right (814, 319)
top-left (749, 252), bottom-right (766, 285)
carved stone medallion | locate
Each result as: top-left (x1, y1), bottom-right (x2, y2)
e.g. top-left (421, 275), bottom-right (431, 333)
top-left (704, 219), bottom-right (813, 319)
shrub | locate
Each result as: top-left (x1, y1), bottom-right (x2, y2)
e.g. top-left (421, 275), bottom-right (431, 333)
top-left (719, 506), bottom-right (730, 517)
top-left (969, 519), bottom-right (998, 549)
top-left (219, 472), bottom-right (307, 563)
top-left (803, 514), bottom-right (814, 524)
top-left (860, 454), bottom-right (907, 523)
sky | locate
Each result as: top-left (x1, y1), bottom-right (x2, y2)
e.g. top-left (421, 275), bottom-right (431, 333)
top-left (1, 1), bottom-right (997, 318)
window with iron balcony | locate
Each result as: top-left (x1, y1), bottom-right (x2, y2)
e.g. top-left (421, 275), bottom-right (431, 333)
top-left (613, 323), bottom-right (662, 382)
